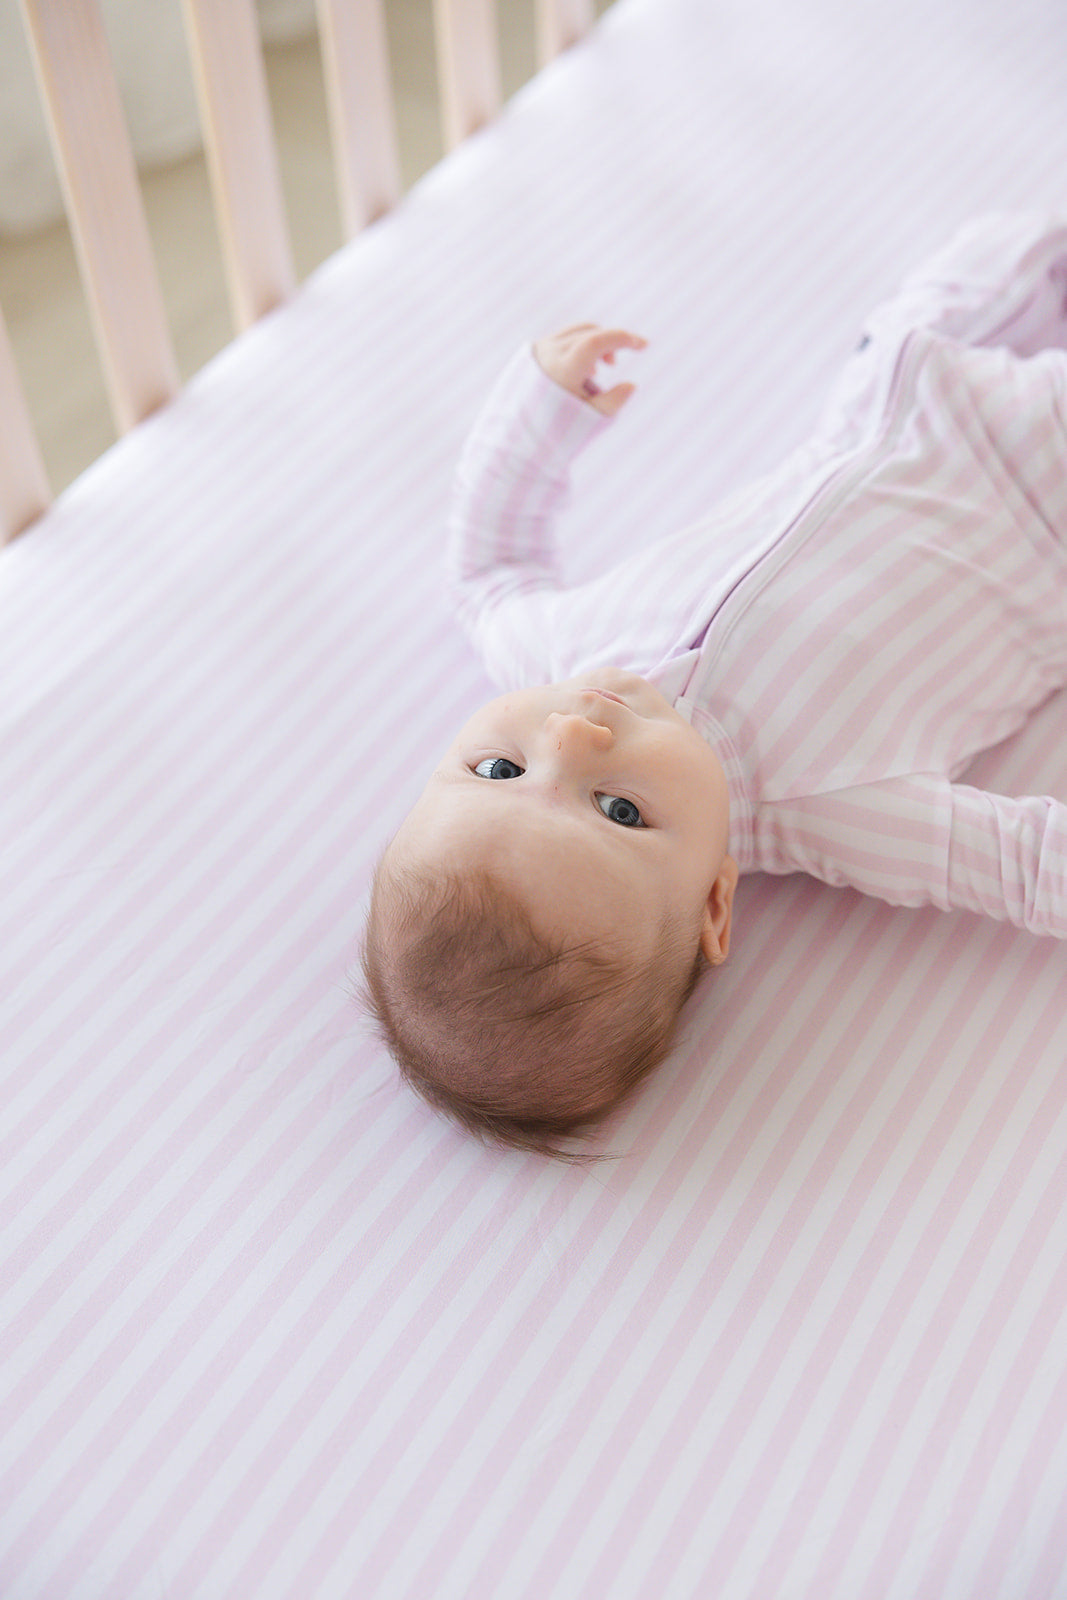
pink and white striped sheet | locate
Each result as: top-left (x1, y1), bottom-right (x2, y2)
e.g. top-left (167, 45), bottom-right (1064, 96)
top-left (2, 0), bottom-right (1066, 1595)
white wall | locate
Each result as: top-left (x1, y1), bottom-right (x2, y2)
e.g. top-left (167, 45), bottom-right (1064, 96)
top-left (0, 0), bottom-right (316, 233)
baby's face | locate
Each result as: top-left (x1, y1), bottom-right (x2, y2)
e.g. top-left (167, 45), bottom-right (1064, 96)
top-left (388, 669), bottom-right (738, 967)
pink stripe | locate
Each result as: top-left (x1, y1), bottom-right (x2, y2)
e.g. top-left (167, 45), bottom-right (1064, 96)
top-left (267, 873), bottom-right (822, 1596)
top-left (737, 939), bottom-right (1062, 1598)
top-left (0, 661), bottom-right (470, 1311)
top-left (460, 890), bottom-right (922, 1598)
top-left (0, 622), bottom-right (466, 1218)
top-left (211, 1163), bottom-right (577, 1597)
top-left (65, 1122), bottom-right (489, 1599)
top-left (888, 1112), bottom-right (1067, 1595)
top-left (986, 1356), bottom-right (1067, 1597)
top-left (572, 907), bottom-right (973, 1597)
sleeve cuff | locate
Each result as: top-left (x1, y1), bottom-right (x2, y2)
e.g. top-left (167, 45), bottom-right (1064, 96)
top-left (473, 344), bottom-right (613, 476)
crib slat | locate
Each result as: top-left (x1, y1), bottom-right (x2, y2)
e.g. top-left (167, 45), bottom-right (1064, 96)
top-left (181, 0), bottom-right (296, 330)
top-left (535, 0), bottom-right (596, 64)
top-left (16, 0), bottom-right (180, 436)
top-left (432, 0), bottom-right (502, 150)
top-left (316, 0), bottom-right (401, 238)
top-left (0, 305), bottom-right (51, 542)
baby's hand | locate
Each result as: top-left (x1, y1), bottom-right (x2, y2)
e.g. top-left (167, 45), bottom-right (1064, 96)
top-left (533, 324), bottom-right (647, 416)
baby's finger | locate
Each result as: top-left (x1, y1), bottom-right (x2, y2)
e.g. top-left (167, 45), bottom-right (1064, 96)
top-left (553, 322), bottom-right (600, 340)
top-left (583, 327), bottom-right (648, 360)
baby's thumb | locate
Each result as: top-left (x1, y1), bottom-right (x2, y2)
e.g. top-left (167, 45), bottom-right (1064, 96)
top-left (595, 382), bottom-right (636, 417)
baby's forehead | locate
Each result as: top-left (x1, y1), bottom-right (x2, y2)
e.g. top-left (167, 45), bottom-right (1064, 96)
top-left (391, 779), bottom-right (647, 942)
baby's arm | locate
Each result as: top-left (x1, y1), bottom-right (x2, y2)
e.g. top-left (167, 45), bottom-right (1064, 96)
top-left (761, 776), bottom-right (1067, 938)
top-left (446, 326), bottom-right (644, 686)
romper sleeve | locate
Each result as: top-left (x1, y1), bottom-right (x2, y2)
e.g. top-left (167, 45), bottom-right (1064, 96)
top-left (941, 782), bottom-right (1067, 937)
top-left (446, 346), bottom-right (610, 689)
top-left (858, 212), bottom-right (1067, 355)
top-left (755, 774), bottom-right (1067, 938)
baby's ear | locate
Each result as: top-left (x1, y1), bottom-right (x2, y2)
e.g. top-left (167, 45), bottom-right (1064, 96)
top-left (700, 857), bottom-right (739, 967)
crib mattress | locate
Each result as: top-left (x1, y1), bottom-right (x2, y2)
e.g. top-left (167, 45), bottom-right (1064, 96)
top-left (3, 1), bottom-right (1067, 1596)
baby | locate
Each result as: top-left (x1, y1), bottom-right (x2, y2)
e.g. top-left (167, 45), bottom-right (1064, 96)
top-left (363, 213), bottom-right (1067, 1158)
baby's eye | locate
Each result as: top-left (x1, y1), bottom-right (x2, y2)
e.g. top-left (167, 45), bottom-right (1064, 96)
top-left (473, 757), bottom-right (525, 780)
top-left (597, 793), bottom-right (646, 827)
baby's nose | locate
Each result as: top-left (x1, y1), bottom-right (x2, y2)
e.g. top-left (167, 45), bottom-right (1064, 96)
top-left (544, 711), bottom-right (613, 759)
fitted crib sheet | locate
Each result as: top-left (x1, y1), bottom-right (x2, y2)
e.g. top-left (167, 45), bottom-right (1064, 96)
top-left (3, 1), bottom-right (1067, 1596)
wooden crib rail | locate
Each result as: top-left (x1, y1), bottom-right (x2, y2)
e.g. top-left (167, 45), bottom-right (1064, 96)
top-left (182, 0), bottom-right (297, 331)
top-left (17, 0), bottom-right (182, 439)
top-left (317, 0), bottom-right (402, 238)
top-left (536, 0), bottom-right (595, 62)
top-left (2, 0), bottom-right (602, 543)
top-left (434, 0), bottom-right (502, 150)
top-left (0, 304), bottom-right (51, 539)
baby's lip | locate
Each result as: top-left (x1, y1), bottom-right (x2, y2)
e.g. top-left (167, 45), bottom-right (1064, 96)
top-left (589, 688), bottom-right (627, 706)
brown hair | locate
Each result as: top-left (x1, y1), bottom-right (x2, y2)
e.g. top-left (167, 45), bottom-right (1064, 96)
top-left (359, 854), bottom-right (705, 1160)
